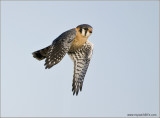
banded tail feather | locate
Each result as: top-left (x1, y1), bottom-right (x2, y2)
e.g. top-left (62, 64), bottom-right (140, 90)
top-left (32, 45), bottom-right (51, 61)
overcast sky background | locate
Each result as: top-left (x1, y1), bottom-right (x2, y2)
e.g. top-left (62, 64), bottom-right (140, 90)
top-left (1, 1), bottom-right (159, 117)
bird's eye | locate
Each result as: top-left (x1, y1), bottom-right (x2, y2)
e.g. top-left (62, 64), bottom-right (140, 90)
top-left (89, 31), bottom-right (92, 33)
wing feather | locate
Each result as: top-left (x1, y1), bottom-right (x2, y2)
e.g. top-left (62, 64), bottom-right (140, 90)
top-left (68, 41), bottom-right (94, 95)
top-left (45, 28), bottom-right (76, 69)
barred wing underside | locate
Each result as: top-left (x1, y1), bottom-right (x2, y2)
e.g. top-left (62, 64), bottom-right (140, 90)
top-left (68, 41), bottom-right (94, 95)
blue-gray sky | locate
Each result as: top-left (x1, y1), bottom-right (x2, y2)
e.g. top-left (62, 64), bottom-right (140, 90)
top-left (1, 1), bottom-right (159, 117)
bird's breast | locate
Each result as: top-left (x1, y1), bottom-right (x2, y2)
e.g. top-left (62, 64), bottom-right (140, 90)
top-left (69, 33), bottom-right (88, 52)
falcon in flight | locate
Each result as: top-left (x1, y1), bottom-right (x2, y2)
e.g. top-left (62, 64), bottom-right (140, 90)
top-left (32, 24), bottom-right (93, 95)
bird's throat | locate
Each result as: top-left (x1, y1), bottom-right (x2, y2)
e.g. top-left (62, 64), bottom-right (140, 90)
top-left (69, 30), bottom-right (88, 52)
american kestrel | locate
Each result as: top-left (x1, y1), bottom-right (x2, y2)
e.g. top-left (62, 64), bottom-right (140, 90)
top-left (32, 24), bottom-right (93, 95)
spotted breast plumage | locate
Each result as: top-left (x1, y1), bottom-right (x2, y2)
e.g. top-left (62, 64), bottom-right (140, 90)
top-left (32, 24), bottom-right (94, 95)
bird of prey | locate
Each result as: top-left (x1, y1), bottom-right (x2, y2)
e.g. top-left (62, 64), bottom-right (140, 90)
top-left (32, 24), bottom-right (94, 95)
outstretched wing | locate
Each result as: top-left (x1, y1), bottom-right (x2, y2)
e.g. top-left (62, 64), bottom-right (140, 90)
top-left (45, 28), bottom-right (76, 69)
top-left (68, 41), bottom-right (94, 95)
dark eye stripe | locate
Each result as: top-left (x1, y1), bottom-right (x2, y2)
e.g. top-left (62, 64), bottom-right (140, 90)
top-left (84, 28), bottom-right (88, 36)
top-left (79, 28), bottom-right (82, 33)
top-left (85, 29), bottom-right (87, 36)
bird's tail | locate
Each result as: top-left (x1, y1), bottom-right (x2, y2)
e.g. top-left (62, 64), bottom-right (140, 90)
top-left (32, 45), bottom-right (51, 61)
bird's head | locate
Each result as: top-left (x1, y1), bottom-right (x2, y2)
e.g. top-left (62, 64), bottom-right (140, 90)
top-left (76, 24), bottom-right (93, 38)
